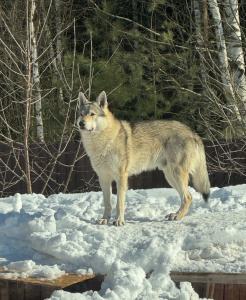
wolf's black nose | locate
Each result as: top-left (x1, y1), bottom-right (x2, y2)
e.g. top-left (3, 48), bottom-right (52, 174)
top-left (79, 121), bottom-right (85, 129)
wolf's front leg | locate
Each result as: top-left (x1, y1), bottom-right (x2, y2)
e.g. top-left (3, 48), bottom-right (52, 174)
top-left (113, 172), bottom-right (128, 226)
top-left (97, 178), bottom-right (112, 225)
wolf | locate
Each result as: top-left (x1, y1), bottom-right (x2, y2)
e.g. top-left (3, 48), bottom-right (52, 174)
top-left (77, 91), bottom-right (210, 226)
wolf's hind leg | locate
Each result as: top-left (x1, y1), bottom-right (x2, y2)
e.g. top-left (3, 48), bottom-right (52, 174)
top-left (97, 178), bottom-right (112, 225)
top-left (164, 168), bottom-right (192, 221)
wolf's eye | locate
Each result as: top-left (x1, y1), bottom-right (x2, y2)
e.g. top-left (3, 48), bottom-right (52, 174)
top-left (90, 112), bottom-right (96, 116)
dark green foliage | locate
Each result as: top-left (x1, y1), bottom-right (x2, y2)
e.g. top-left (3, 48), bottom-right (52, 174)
top-left (1, 0), bottom-right (245, 144)
top-left (68, 0), bottom-right (203, 129)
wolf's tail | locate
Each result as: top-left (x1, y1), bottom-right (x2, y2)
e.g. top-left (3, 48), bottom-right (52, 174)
top-left (192, 140), bottom-right (210, 202)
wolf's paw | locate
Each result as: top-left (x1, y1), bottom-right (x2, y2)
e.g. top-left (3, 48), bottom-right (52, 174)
top-left (96, 218), bottom-right (109, 225)
top-left (165, 213), bottom-right (182, 221)
top-left (113, 219), bottom-right (126, 226)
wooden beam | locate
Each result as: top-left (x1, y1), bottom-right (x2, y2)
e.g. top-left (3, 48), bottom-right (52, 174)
top-left (170, 271), bottom-right (246, 284)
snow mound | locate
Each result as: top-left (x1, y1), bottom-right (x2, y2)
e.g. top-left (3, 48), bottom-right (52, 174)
top-left (0, 185), bottom-right (245, 299)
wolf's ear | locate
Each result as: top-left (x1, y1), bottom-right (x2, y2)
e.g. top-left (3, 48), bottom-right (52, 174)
top-left (78, 92), bottom-right (88, 107)
top-left (97, 91), bottom-right (108, 108)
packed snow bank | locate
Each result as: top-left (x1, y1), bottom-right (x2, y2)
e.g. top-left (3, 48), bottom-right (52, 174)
top-left (0, 185), bottom-right (245, 299)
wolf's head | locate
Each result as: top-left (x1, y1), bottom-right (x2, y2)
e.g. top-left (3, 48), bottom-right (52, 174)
top-left (77, 91), bottom-right (108, 132)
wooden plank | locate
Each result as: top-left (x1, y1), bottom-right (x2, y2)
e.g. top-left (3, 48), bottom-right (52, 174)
top-left (170, 271), bottom-right (246, 284)
top-left (0, 273), bottom-right (101, 300)
top-left (224, 284), bottom-right (240, 300)
top-left (205, 283), bottom-right (215, 299)
top-left (0, 273), bottom-right (104, 300)
top-left (40, 285), bottom-right (60, 300)
top-left (0, 280), bottom-right (8, 300)
top-left (0, 268), bottom-right (96, 288)
top-left (213, 284), bottom-right (225, 300)
top-left (192, 282), bottom-right (225, 300)
top-left (24, 283), bottom-right (41, 300)
top-left (190, 283), bottom-right (207, 298)
top-left (9, 281), bottom-right (24, 300)
top-left (240, 284), bottom-right (246, 299)
top-left (64, 275), bottom-right (104, 294)
top-left (2, 270), bottom-right (246, 300)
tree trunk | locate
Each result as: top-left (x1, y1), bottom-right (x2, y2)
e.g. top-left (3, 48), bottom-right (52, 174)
top-left (200, 0), bottom-right (208, 43)
top-left (208, 0), bottom-right (243, 125)
top-left (222, 0), bottom-right (246, 120)
top-left (25, 22), bottom-right (33, 194)
top-left (24, 74), bottom-right (33, 194)
top-left (30, 0), bottom-right (44, 143)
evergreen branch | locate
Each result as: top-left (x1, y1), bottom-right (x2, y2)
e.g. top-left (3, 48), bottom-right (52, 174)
top-left (88, 0), bottom-right (160, 37)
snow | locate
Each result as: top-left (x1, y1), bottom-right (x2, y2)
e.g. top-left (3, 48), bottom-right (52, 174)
top-left (0, 185), bottom-right (246, 299)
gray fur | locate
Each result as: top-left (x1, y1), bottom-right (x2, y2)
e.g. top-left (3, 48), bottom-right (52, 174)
top-left (77, 91), bottom-right (210, 226)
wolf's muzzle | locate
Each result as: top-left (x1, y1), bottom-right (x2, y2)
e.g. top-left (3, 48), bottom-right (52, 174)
top-left (79, 121), bottom-right (85, 129)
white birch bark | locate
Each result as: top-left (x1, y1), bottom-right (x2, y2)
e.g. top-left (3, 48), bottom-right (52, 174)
top-left (223, 0), bottom-right (246, 115)
top-left (25, 15), bottom-right (33, 194)
top-left (208, 0), bottom-right (242, 124)
top-left (30, 0), bottom-right (44, 143)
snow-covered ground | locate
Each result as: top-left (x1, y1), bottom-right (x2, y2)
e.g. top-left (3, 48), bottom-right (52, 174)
top-left (0, 185), bottom-right (246, 299)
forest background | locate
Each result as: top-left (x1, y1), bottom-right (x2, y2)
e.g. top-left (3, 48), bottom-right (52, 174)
top-left (0, 0), bottom-right (246, 195)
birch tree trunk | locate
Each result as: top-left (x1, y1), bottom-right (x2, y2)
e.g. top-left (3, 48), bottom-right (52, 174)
top-left (222, 0), bottom-right (246, 118)
top-left (207, 0), bottom-right (243, 125)
top-left (24, 0), bottom-right (33, 194)
top-left (30, 0), bottom-right (44, 143)
top-left (24, 66), bottom-right (33, 194)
